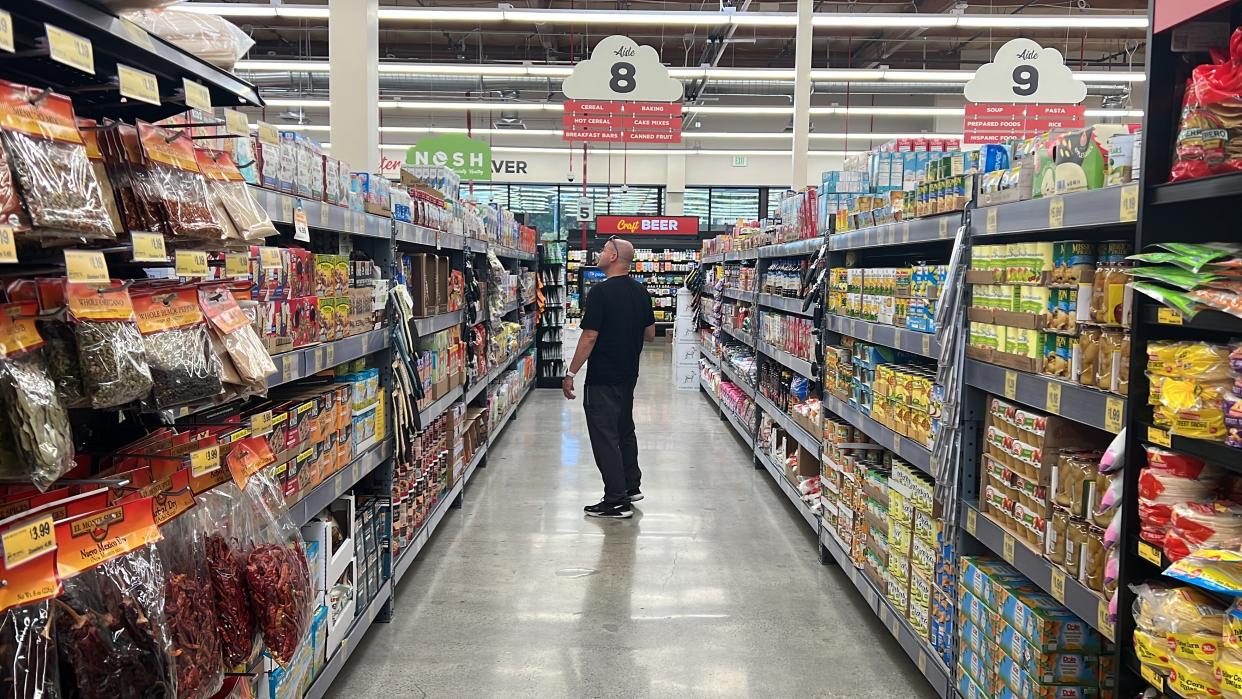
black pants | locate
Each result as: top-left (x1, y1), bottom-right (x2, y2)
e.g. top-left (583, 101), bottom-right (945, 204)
top-left (584, 382), bottom-right (641, 505)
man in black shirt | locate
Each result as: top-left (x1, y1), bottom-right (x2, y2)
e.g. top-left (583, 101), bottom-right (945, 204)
top-left (563, 236), bottom-right (656, 519)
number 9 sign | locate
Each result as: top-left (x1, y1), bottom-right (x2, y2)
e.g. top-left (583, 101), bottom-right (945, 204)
top-left (1011, 65), bottom-right (1039, 97)
top-left (963, 37), bottom-right (1086, 105)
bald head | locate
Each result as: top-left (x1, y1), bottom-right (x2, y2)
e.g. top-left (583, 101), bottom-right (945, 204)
top-left (599, 237), bottom-right (635, 276)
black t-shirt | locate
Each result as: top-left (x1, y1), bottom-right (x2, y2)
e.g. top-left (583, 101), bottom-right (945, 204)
top-left (580, 275), bottom-right (655, 386)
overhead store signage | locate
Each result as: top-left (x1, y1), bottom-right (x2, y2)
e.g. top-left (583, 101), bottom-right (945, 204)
top-left (961, 38), bottom-right (1086, 144)
top-left (595, 215), bottom-right (698, 236)
top-left (405, 133), bottom-right (492, 181)
top-left (562, 35), bottom-right (684, 144)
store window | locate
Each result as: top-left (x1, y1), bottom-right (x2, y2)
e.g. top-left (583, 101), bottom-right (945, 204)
top-left (604, 185), bottom-right (661, 215)
top-left (506, 184), bottom-right (558, 234)
top-left (766, 187), bottom-right (791, 220)
top-left (684, 187), bottom-right (710, 226)
top-left (459, 183), bottom-right (509, 208)
top-left (710, 187), bottom-right (760, 228)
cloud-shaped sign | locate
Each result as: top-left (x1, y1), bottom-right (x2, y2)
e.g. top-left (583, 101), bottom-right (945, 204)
top-left (562, 35), bottom-right (683, 102)
top-left (964, 38), bottom-right (1086, 104)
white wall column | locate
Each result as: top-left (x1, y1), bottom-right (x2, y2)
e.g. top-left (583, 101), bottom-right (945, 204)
top-left (665, 153), bottom-right (687, 215)
top-left (329, 0), bottom-right (379, 171)
top-left (791, 0), bottom-right (813, 189)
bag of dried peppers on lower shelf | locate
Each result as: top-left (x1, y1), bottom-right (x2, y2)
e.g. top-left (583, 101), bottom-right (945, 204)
top-left (0, 517), bottom-right (62, 699)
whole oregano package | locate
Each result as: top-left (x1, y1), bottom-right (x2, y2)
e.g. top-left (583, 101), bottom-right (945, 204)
top-left (132, 286), bottom-right (223, 409)
top-left (66, 280), bottom-right (153, 409)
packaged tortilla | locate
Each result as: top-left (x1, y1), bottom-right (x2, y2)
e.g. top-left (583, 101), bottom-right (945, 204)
top-left (1171, 28), bottom-right (1242, 182)
top-left (136, 121), bottom-right (223, 240)
top-left (132, 287), bottom-right (223, 409)
top-left (0, 301), bottom-right (75, 491)
top-left (0, 82), bottom-right (114, 241)
top-left (53, 497), bottom-right (177, 699)
top-left (194, 148), bottom-right (277, 242)
top-left (1166, 548), bottom-right (1242, 595)
top-left (66, 281), bottom-right (153, 408)
top-left (0, 516), bottom-right (62, 699)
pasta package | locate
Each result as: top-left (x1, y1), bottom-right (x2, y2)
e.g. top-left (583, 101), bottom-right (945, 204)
top-left (137, 121), bottom-right (223, 240)
top-left (194, 148), bottom-right (278, 242)
top-left (0, 81), bottom-right (115, 241)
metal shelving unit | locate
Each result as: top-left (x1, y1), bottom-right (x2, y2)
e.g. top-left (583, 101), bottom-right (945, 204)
top-left (826, 315), bottom-right (939, 359)
top-left (756, 293), bottom-right (814, 318)
top-left (755, 394), bottom-right (821, 455)
top-left (303, 581), bottom-right (393, 699)
top-left (755, 339), bottom-right (814, 379)
top-left (829, 212), bottom-right (960, 252)
top-left (720, 361), bottom-right (755, 400)
top-left (964, 359), bottom-right (1125, 433)
top-left (823, 395), bottom-right (934, 476)
top-left (284, 440), bottom-right (394, 529)
top-left (757, 236), bottom-right (825, 258)
top-left (756, 448), bottom-right (820, 534)
top-left (969, 185), bottom-right (1138, 237)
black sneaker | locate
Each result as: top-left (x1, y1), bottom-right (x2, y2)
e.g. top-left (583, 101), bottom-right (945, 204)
top-left (627, 488), bottom-right (644, 502)
top-left (584, 501), bottom-right (633, 519)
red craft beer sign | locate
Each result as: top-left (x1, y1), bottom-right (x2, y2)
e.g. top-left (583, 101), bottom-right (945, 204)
top-left (562, 100), bottom-right (682, 143)
top-left (595, 216), bottom-right (699, 236)
top-left (963, 103), bottom-right (1085, 144)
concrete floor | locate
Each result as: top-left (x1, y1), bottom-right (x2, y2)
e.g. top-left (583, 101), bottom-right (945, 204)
top-left (331, 346), bottom-right (937, 699)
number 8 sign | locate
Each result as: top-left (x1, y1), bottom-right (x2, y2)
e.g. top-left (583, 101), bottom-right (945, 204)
top-left (563, 35), bottom-right (683, 103)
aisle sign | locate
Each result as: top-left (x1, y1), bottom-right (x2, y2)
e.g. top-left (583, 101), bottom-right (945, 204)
top-left (576, 197), bottom-right (594, 223)
top-left (962, 38), bottom-right (1087, 144)
top-left (46, 24), bottom-right (94, 75)
top-left (118, 64), bottom-right (160, 106)
top-left (561, 35), bottom-right (683, 144)
top-left (0, 11), bottom-right (13, 54)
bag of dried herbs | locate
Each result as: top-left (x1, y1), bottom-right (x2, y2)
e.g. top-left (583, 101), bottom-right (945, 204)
top-left (77, 118), bottom-right (125, 235)
top-left (53, 497), bottom-right (177, 699)
top-left (4, 277), bottom-right (88, 408)
top-left (119, 471), bottom-right (224, 699)
top-left (136, 122), bottom-right (223, 241)
top-left (225, 438), bottom-right (313, 667)
top-left (198, 481), bottom-right (261, 668)
top-left (199, 285), bottom-right (275, 388)
top-left (132, 287), bottom-right (223, 410)
top-left (101, 123), bottom-right (164, 235)
top-left (0, 517), bottom-right (63, 699)
top-left (66, 280), bottom-right (154, 409)
top-left (194, 148), bottom-right (278, 242)
top-left (0, 301), bottom-right (76, 490)
top-left (0, 81), bottom-right (116, 242)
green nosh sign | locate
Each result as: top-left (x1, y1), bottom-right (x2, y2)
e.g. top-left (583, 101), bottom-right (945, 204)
top-left (405, 134), bottom-right (492, 181)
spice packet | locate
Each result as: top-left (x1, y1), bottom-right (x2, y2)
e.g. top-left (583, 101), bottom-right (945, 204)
top-left (0, 518), bottom-right (62, 699)
top-left (29, 277), bottom-right (89, 408)
top-left (1153, 242), bottom-right (1242, 273)
top-left (133, 287), bottom-right (223, 409)
top-left (103, 122), bottom-right (163, 234)
top-left (1134, 281), bottom-right (1205, 319)
top-left (53, 497), bottom-right (177, 699)
top-left (0, 301), bottom-right (75, 490)
top-left (200, 481), bottom-right (261, 667)
top-left (77, 118), bottom-right (124, 234)
top-left (199, 284), bottom-right (275, 386)
top-left (66, 280), bottom-right (153, 408)
top-left (137, 121), bottom-right (223, 240)
top-left (195, 148), bottom-right (278, 242)
top-left (0, 80), bottom-right (116, 241)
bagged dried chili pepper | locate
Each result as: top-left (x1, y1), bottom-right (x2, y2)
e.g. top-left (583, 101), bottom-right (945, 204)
top-left (54, 497), bottom-right (176, 699)
top-left (66, 280), bottom-right (153, 409)
top-left (198, 482), bottom-right (260, 668)
top-left (0, 80), bottom-right (115, 242)
top-left (132, 287), bottom-right (223, 410)
top-left (0, 301), bottom-right (75, 491)
top-left (0, 516), bottom-right (63, 699)
top-left (225, 439), bottom-right (312, 667)
top-left (136, 122), bottom-right (223, 241)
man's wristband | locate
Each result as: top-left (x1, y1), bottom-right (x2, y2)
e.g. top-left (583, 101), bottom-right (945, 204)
top-left (565, 371), bottom-right (576, 379)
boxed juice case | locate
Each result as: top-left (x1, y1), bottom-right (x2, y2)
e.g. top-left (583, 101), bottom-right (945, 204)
top-left (997, 624), bottom-right (1101, 685)
top-left (1000, 588), bottom-right (1102, 653)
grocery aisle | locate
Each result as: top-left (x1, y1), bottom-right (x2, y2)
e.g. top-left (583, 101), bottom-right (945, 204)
top-left (332, 346), bottom-right (935, 698)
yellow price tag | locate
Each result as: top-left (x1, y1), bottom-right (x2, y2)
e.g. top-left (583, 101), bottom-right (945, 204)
top-left (1003, 370), bottom-right (1018, 400)
top-left (257, 121), bottom-right (280, 144)
top-left (319, 203), bottom-right (330, 227)
top-left (1147, 426), bottom-right (1172, 448)
top-left (117, 64), bottom-right (160, 106)
top-left (1139, 541), bottom-right (1163, 565)
top-left (1049, 568), bottom-right (1067, 604)
top-left (0, 225), bottom-right (15, 263)
top-left (1119, 184), bottom-right (1139, 222)
top-left (130, 231), bottom-right (167, 262)
top-left (891, 431), bottom-right (901, 452)
top-left (1104, 397), bottom-right (1124, 433)
top-left (863, 322), bottom-right (873, 342)
top-left (224, 108), bottom-right (249, 137)
top-left (1096, 601), bottom-right (1115, 641)
top-left (323, 343), bottom-right (336, 368)
top-left (1048, 196), bottom-right (1065, 228)
top-left (986, 207), bottom-right (997, 234)
top-left (965, 507), bottom-right (977, 536)
top-left (46, 24), bottom-right (94, 75)
top-left (888, 612), bottom-right (899, 636)
top-left (0, 10), bottom-right (13, 54)
top-left (1002, 533), bottom-right (1016, 563)
top-left (1045, 381), bottom-right (1062, 414)
top-left (1157, 307), bottom-right (1183, 325)
top-left (224, 252), bottom-right (249, 277)
top-left (259, 247), bottom-right (282, 270)
top-left (64, 250), bottom-right (109, 284)
top-left (938, 216), bottom-right (949, 239)
top-left (189, 446), bottom-right (220, 477)
top-left (2, 514), bottom-right (56, 568)
top-left (175, 250), bottom-right (209, 277)
top-left (1140, 663), bottom-right (1164, 690)
top-left (280, 197), bottom-right (294, 222)
top-left (183, 79), bottom-right (212, 112)
top-left (281, 352), bottom-right (298, 377)
top-left (921, 334), bottom-right (931, 356)
top-left (917, 653), bottom-right (927, 674)
top-left (901, 222), bottom-right (910, 243)
top-left (119, 19), bottom-right (153, 52)
top-left (250, 410), bottom-right (273, 436)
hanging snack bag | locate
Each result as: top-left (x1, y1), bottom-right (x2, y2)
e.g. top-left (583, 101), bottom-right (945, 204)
top-left (0, 516), bottom-right (62, 699)
top-left (136, 121), bottom-right (223, 240)
top-left (53, 497), bottom-right (177, 699)
top-left (194, 148), bottom-right (278, 242)
top-left (67, 280), bottom-right (153, 408)
top-left (225, 438), bottom-right (313, 666)
top-left (1172, 28), bottom-right (1242, 182)
top-left (132, 287), bottom-right (223, 409)
top-left (0, 81), bottom-right (116, 241)
top-left (0, 301), bottom-right (75, 490)
top-left (199, 284), bottom-right (275, 387)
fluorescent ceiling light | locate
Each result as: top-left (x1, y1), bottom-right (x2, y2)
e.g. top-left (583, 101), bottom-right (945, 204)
top-left (264, 98), bottom-right (332, 108)
top-left (264, 123), bottom-right (963, 142)
top-left (194, 4), bottom-right (1147, 30)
